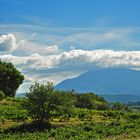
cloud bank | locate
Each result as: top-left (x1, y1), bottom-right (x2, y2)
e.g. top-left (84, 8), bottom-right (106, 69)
top-left (1, 49), bottom-right (140, 70)
top-left (1, 49), bottom-right (140, 86)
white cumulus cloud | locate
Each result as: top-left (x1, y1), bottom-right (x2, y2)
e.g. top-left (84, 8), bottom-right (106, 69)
top-left (0, 34), bottom-right (18, 52)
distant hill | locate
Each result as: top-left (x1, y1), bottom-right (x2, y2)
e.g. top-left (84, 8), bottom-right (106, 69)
top-left (56, 68), bottom-right (140, 101)
top-left (100, 94), bottom-right (140, 103)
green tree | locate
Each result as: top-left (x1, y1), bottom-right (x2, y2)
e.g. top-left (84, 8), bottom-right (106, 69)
top-left (76, 93), bottom-right (108, 110)
top-left (76, 93), bottom-right (95, 109)
top-left (50, 90), bottom-right (76, 121)
top-left (0, 60), bottom-right (24, 97)
top-left (24, 82), bottom-right (75, 123)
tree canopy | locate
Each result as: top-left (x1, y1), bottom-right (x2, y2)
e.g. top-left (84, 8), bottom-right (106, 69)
top-left (0, 60), bottom-right (24, 97)
top-left (75, 93), bottom-right (107, 109)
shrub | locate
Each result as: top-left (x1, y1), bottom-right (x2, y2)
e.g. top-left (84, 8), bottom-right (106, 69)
top-left (0, 90), bottom-right (5, 100)
top-left (23, 82), bottom-right (76, 123)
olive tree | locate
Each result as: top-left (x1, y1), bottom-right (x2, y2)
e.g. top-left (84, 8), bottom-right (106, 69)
top-left (24, 82), bottom-right (76, 123)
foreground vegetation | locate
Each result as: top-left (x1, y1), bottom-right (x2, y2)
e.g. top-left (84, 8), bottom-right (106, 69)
top-left (0, 95), bottom-right (140, 139)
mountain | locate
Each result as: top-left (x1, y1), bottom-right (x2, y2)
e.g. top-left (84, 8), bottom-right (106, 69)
top-left (56, 68), bottom-right (140, 98)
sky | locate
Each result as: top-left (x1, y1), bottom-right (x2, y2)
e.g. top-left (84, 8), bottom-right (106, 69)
top-left (0, 0), bottom-right (140, 93)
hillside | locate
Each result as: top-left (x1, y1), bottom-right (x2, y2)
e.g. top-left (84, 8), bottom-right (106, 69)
top-left (56, 68), bottom-right (140, 101)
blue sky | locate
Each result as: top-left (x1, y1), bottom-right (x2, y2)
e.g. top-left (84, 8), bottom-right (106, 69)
top-left (0, 0), bottom-right (140, 93)
top-left (1, 0), bottom-right (140, 27)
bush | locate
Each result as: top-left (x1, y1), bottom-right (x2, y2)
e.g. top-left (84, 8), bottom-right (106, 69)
top-left (0, 90), bottom-right (5, 100)
top-left (96, 103), bottom-right (109, 110)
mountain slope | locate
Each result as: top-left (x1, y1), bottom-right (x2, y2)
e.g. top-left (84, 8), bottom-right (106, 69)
top-left (56, 68), bottom-right (140, 96)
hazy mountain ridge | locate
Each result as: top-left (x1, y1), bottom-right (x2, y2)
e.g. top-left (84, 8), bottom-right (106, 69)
top-left (56, 68), bottom-right (140, 102)
top-left (100, 94), bottom-right (140, 103)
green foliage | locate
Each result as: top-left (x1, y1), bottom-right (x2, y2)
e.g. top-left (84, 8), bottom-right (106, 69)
top-left (23, 82), bottom-right (76, 122)
top-left (0, 60), bottom-right (24, 97)
top-left (0, 90), bottom-right (5, 100)
top-left (0, 97), bottom-right (140, 140)
top-left (73, 108), bottom-right (92, 121)
top-left (127, 112), bottom-right (140, 121)
top-left (23, 82), bottom-right (54, 122)
top-left (100, 110), bottom-right (124, 119)
top-left (111, 102), bottom-right (128, 110)
top-left (0, 106), bottom-right (28, 122)
top-left (76, 92), bottom-right (108, 110)
top-left (49, 119), bottom-right (140, 140)
top-left (50, 90), bottom-right (76, 121)
top-left (0, 98), bottom-right (28, 124)
top-left (96, 103), bottom-right (109, 110)
top-left (76, 93), bottom-right (94, 109)
top-left (0, 132), bottom-right (49, 140)
top-left (1, 119), bottom-right (140, 140)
